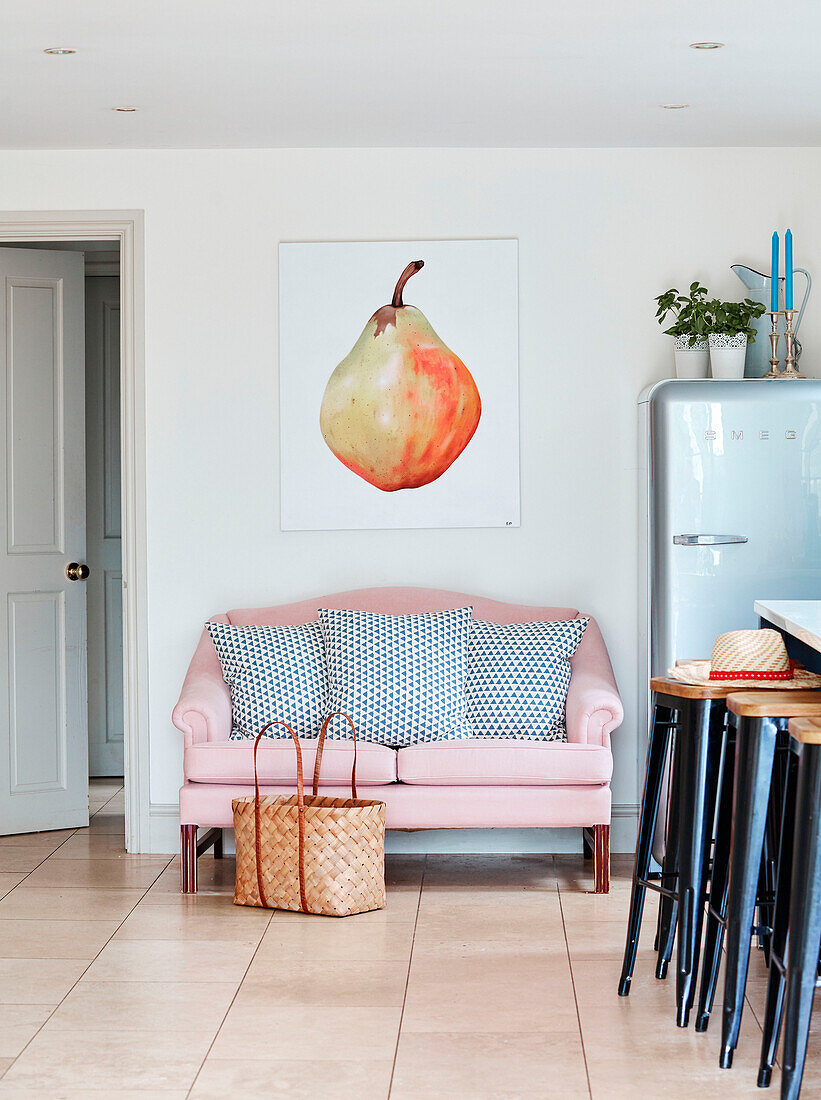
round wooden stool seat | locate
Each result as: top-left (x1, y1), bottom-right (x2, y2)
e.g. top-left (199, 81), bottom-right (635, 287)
top-left (650, 675), bottom-right (734, 700)
top-left (726, 690), bottom-right (821, 719)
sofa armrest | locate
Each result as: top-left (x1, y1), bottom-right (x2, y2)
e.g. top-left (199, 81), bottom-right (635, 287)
top-left (172, 620), bottom-right (232, 746)
top-left (565, 615), bottom-right (623, 747)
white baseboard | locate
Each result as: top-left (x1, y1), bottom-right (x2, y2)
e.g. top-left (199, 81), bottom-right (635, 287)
top-left (147, 802), bottom-right (640, 856)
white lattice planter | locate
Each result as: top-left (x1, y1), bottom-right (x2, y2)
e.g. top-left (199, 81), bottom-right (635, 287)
top-left (673, 335), bottom-right (709, 379)
top-left (709, 333), bottom-right (748, 379)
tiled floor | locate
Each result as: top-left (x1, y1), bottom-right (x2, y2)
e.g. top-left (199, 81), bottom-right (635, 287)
top-left (1, 780), bottom-right (820, 1098)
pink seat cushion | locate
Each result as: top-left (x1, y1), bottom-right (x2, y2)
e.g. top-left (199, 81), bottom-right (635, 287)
top-left (184, 740), bottom-right (397, 786)
top-left (396, 739), bottom-right (612, 786)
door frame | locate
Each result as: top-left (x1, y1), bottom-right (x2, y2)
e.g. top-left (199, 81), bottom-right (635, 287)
top-left (0, 211), bottom-right (147, 852)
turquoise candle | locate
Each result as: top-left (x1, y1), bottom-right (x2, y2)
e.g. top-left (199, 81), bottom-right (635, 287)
top-left (771, 231), bottom-right (779, 312)
top-left (785, 229), bottom-right (794, 309)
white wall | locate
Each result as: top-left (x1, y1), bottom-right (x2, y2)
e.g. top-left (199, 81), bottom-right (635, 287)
top-left (1, 148), bottom-right (818, 852)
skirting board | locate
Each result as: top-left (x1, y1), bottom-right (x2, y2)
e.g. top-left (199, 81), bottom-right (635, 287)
top-left (148, 803), bottom-right (639, 856)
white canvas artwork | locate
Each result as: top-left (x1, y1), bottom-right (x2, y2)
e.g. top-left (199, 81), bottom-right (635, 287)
top-left (279, 239), bottom-right (520, 531)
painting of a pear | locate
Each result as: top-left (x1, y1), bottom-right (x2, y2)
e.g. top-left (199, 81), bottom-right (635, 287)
top-left (319, 261), bottom-right (482, 492)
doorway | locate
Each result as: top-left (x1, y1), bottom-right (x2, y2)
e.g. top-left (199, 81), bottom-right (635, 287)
top-left (0, 212), bottom-right (146, 852)
top-left (0, 240), bottom-right (123, 836)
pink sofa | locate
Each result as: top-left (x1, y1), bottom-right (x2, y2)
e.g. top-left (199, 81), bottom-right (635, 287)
top-left (172, 587), bottom-right (624, 893)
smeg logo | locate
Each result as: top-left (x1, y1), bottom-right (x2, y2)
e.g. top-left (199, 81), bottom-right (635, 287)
top-left (704, 429), bottom-right (798, 441)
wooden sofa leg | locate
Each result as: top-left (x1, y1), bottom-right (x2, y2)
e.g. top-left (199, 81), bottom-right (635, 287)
top-left (181, 825), bottom-right (198, 894)
top-left (594, 824), bottom-right (610, 894)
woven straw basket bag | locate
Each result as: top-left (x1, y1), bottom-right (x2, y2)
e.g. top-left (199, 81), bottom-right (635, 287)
top-left (233, 713), bottom-right (386, 917)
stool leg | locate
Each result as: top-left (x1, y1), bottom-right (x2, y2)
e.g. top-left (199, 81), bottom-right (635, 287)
top-left (696, 720), bottom-right (735, 1032)
top-left (675, 699), bottom-right (723, 1028)
top-left (757, 746), bottom-right (798, 1088)
top-left (720, 715), bottom-right (777, 1069)
top-left (657, 715), bottom-right (682, 980)
top-left (780, 743), bottom-right (821, 1100)
top-left (619, 701), bottom-right (671, 995)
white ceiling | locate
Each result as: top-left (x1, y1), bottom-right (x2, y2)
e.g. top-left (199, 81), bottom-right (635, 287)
top-left (3, 1), bottom-right (820, 149)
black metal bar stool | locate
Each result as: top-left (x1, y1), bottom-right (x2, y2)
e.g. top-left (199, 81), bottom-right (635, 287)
top-left (619, 676), bottom-right (728, 1027)
top-left (771, 716), bottom-right (821, 1099)
top-left (719, 691), bottom-right (821, 1071)
top-left (695, 716), bottom-right (784, 1033)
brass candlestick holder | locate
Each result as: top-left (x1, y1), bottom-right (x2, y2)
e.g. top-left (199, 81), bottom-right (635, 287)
top-left (764, 311), bottom-right (782, 378)
top-left (781, 308), bottom-right (804, 378)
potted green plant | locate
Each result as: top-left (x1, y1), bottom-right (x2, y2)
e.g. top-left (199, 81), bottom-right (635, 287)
top-left (655, 282), bottom-right (712, 378)
top-left (707, 297), bottom-right (767, 379)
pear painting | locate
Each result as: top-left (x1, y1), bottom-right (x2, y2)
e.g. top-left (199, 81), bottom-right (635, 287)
top-left (319, 261), bottom-right (482, 492)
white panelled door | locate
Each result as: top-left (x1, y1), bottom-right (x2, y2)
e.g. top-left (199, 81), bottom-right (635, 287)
top-left (0, 247), bottom-right (89, 834)
top-left (85, 276), bottom-right (123, 777)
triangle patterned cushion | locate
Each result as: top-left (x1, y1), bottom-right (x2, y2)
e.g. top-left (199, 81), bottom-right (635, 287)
top-left (205, 620), bottom-right (327, 740)
top-left (318, 607), bottom-right (474, 747)
top-left (466, 618), bottom-right (589, 741)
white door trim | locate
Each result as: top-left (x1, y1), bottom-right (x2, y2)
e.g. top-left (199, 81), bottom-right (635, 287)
top-left (0, 211), bottom-right (147, 852)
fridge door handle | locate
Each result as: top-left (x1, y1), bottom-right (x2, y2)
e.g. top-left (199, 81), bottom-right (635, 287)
top-left (673, 534), bottom-right (749, 546)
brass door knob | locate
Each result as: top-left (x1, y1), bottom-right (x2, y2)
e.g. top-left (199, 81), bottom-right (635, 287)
top-left (65, 562), bottom-right (90, 581)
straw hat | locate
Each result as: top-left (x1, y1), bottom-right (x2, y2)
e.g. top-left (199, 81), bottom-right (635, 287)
top-left (668, 629), bottom-right (821, 690)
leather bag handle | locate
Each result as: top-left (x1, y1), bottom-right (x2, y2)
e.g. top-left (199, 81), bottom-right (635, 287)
top-left (312, 711), bottom-right (358, 799)
top-left (253, 721), bottom-right (306, 911)
top-left (251, 713), bottom-right (358, 914)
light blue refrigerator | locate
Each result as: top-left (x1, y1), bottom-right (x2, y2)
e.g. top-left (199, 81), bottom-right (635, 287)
top-left (638, 379), bottom-right (821, 851)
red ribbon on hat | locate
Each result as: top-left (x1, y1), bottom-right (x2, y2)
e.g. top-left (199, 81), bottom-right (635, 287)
top-left (709, 661), bottom-right (795, 682)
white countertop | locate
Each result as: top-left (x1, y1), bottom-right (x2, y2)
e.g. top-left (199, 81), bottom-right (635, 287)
top-left (754, 600), bottom-right (821, 654)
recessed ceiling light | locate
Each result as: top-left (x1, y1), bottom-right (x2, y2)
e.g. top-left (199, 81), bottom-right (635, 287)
top-left (43, 47), bottom-right (76, 55)
top-left (661, 103), bottom-right (690, 110)
top-left (112, 106), bottom-right (138, 112)
top-left (690, 41), bottom-right (724, 49)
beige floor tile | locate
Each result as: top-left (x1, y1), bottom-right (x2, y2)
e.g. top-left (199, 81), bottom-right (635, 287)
top-left (422, 854), bottom-right (558, 895)
top-left (238, 959), bottom-right (408, 1008)
top-left (559, 885), bottom-right (637, 923)
top-left (391, 1030), bottom-right (589, 1099)
top-left (0, 919), bottom-right (119, 959)
top-left (49, 980), bottom-right (237, 1032)
top-left (0, 1087), bottom-right (188, 1100)
top-left (562, 916), bottom-right (648, 957)
top-left (23, 858), bottom-right (169, 890)
top-left (0, 850), bottom-right (60, 874)
top-left (114, 900), bottom-right (270, 941)
top-left (0, 959), bottom-right (87, 1004)
top-left (0, 887), bottom-right (144, 921)
top-left (209, 1004), bottom-right (402, 1061)
top-left (384, 855), bottom-right (426, 889)
top-left (1, 1027), bottom-right (211, 1092)
top-left (402, 952), bottom-right (577, 1032)
top-left (0, 1062), bottom-right (11, 1080)
top-left (83, 937), bottom-right (257, 983)
top-left (255, 914), bottom-right (415, 962)
top-left (0, 1006), bottom-right (54, 1059)
top-left (49, 832), bottom-right (158, 860)
top-left (0, 831), bottom-right (75, 852)
top-left (0, 876), bottom-right (27, 901)
top-left (189, 1056), bottom-right (394, 1099)
top-left (85, 812), bottom-right (125, 834)
top-left (580, 1002), bottom-right (765, 1098)
top-left (413, 898), bottom-right (564, 949)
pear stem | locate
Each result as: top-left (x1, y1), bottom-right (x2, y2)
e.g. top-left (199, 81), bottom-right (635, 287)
top-left (391, 260), bottom-right (424, 308)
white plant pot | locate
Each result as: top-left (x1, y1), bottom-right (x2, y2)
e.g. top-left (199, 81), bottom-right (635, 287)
top-left (673, 336), bottom-right (709, 379)
top-left (709, 333), bottom-right (748, 380)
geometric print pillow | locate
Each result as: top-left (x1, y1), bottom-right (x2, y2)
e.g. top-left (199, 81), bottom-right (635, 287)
top-left (465, 618), bottom-right (589, 741)
top-left (318, 606), bottom-right (475, 748)
top-left (205, 620), bottom-right (328, 740)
